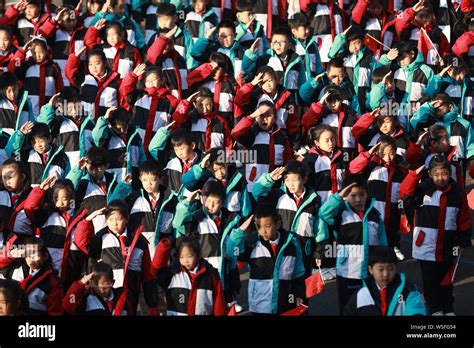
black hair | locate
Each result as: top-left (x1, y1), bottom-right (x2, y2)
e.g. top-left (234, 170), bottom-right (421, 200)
top-left (443, 55), bottom-right (468, 75)
top-left (0, 25), bottom-right (13, 40)
top-left (29, 39), bottom-right (48, 52)
top-left (25, 0), bottom-right (41, 6)
top-left (428, 124), bottom-right (448, 145)
top-left (288, 12), bottom-right (309, 29)
top-left (86, 146), bottom-right (111, 166)
top-left (428, 154), bottom-right (450, 172)
top-left (105, 199), bottom-right (130, 219)
top-left (178, 236), bottom-right (201, 257)
top-left (342, 174), bottom-right (367, 191)
top-left (325, 86), bottom-right (343, 103)
top-left (208, 147), bottom-right (227, 166)
top-left (256, 65), bottom-right (277, 81)
top-left (235, 0), bottom-right (254, 12)
top-left (0, 278), bottom-right (26, 315)
top-left (307, 124), bottom-right (336, 147)
top-left (156, 3), bottom-right (176, 16)
top-left (202, 179), bottom-right (226, 201)
top-left (104, 20), bottom-right (124, 38)
top-left (52, 179), bottom-right (76, 204)
top-left (368, 246), bottom-right (398, 266)
top-left (59, 86), bottom-right (80, 104)
top-left (108, 107), bottom-right (131, 127)
top-left (195, 86), bottom-right (214, 101)
top-left (376, 114), bottom-right (399, 129)
top-left (375, 135), bottom-right (397, 158)
top-left (327, 57), bottom-right (345, 71)
top-left (29, 122), bottom-right (51, 143)
top-left (87, 48), bottom-right (107, 66)
top-left (1, 158), bottom-right (30, 189)
top-left (217, 19), bottom-right (236, 33)
top-left (256, 100), bottom-right (277, 116)
top-left (346, 26), bottom-right (365, 43)
top-left (271, 27), bottom-right (292, 42)
top-left (371, 66), bottom-right (391, 84)
top-left (432, 93), bottom-right (453, 107)
top-left (0, 72), bottom-right (18, 89)
top-left (284, 160), bottom-right (308, 179)
top-left (396, 42), bottom-right (417, 59)
top-left (91, 261), bottom-right (114, 283)
top-left (25, 237), bottom-right (48, 256)
top-left (254, 202), bottom-right (280, 222)
top-left (139, 160), bottom-right (163, 178)
top-left (209, 51), bottom-right (234, 77)
top-left (170, 128), bottom-right (195, 147)
top-left (90, 0), bottom-right (106, 5)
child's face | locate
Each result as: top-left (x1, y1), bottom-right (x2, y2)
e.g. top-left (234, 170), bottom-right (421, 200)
top-left (112, 2), bottom-right (126, 17)
top-left (260, 73), bottom-right (277, 95)
top-left (398, 52), bottom-right (415, 67)
top-left (179, 245), bottom-right (199, 270)
top-left (31, 136), bottom-right (50, 154)
top-left (291, 26), bottom-right (309, 40)
top-left (256, 112), bottom-right (276, 131)
top-left (66, 101), bottom-right (80, 120)
top-left (3, 85), bottom-right (18, 102)
top-left (433, 100), bottom-right (452, 117)
top-left (415, 11), bottom-right (433, 26)
top-left (0, 292), bottom-right (17, 316)
top-left (157, 15), bottom-right (176, 30)
top-left (284, 173), bottom-right (305, 195)
top-left (380, 145), bottom-right (396, 164)
top-left (88, 55), bottom-right (106, 78)
top-left (92, 275), bottom-right (114, 298)
top-left (86, 162), bottom-right (107, 181)
top-left (451, 70), bottom-right (466, 84)
top-left (368, 262), bottom-right (396, 289)
top-left (255, 216), bottom-right (278, 241)
top-left (1, 165), bottom-right (24, 193)
top-left (193, 0), bottom-right (207, 13)
top-left (217, 27), bottom-right (235, 48)
top-left (24, 4), bottom-right (40, 20)
top-left (25, 245), bottom-right (47, 272)
top-left (431, 130), bottom-right (451, 153)
top-left (195, 96), bottom-right (213, 115)
top-left (326, 96), bottom-right (342, 113)
top-left (55, 188), bottom-right (72, 212)
top-left (32, 44), bottom-right (47, 64)
top-left (106, 27), bottom-right (121, 47)
top-left (348, 38), bottom-right (363, 55)
top-left (212, 163), bottom-right (227, 180)
top-left (110, 121), bottom-right (129, 136)
top-left (345, 186), bottom-right (367, 211)
top-left (106, 211), bottom-right (128, 235)
top-left (61, 11), bottom-right (78, 31)
top-left (271, 34), bottom-right (289, 56)
top-left (173, 143), bottom-right (195, 162)
top-left (315, 130), bottom-right (336, 153)
top-left (384, 77), bottom-right (394, 95)
top-left (378, 117), bottom-right (395, 135)
top-left (327, 67), bottom-right (345, 86)
top-left (430, 167), bottom-right (450, 189)
top-left (0, 31), bottom-right (12, 51)
top-left (145, 72), bottom-right (162, 89)
top-left (140, 173), bottom-right (160, 194)
top-left (203, 195), bottom-right (223, 215)
top-left (236, 10), bottom-right (254, 25)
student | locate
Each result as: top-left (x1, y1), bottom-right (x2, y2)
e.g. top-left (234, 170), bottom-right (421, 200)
top-left (227, 202), bottom-right (306, 315)
top-left (81, 0), bottom-right (106, 28)
top-left (0, 26), bottom-right (19, 71)
top-left (83, 19), bottom-right (142, 80)
top-left (252, 161), bottom-right (322, 277)
top-left (9, 38), bottom-right (64, 117)
top-left (234, 0), bottom-right (268, 55)
top-left (65, 48), bottom-right (121, 121)
top-left (301, 87), bottom-right (359, 161)
top-left (92, 106), bottom-right (146, 185)
top-left (143, 0), bottom-right (162, 44)
top-left (6, 122), bottom-right (70, 187)
top-left (366, 66), bottom-right (396, 112)
top-left (119, 64), bottom-right (179, 157)
top-left (0, 278), bottom-right (26, 316)
top-left (19, 238), bottom-right (64, 315)
top-left (231, 101), bottom-right (293, 192)
top-left (184, 0), bottom-right (219, 45)
top-left (318, 174), bottom-right (388, 313)
top-left (172, 87), bottom-right (233, 154)
top-left (344, 246), bottom-right (426, 316)
top-left (152, 236), bottom-right (226, 316)
top-left (77, 200), bottom-right (158, 315)
top-left (400, 156), bottom-right (471, 315)
top-left (328, 25), bottom-right (377, 113)
top-left (37, 88), bottom-right (95, 168)
top-left (349, 136), bottom-right (408, 260)
top-left (63, 261), bottom-right (120, 315)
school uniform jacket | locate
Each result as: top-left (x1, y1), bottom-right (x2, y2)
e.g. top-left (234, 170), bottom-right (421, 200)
top-left (0, 189), bottom-right (33, 237)
top-left (0, 6), bottom-right (50, 47)
top-left (400, 172), bottom-right (471, 262)
top-left (184, 7), bottom-right (219, 44)
top-left (294, 37), bottom-right (324, 82)
top-left (0, 93), bottom-right (34, 137)
top-left (63, 280), bottom-right (120, 315)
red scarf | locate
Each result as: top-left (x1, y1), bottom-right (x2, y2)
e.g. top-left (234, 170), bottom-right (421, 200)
top-left (143, 87), bottom-right (172, 157)
top-left (93, 71), bottom-right (117, 120)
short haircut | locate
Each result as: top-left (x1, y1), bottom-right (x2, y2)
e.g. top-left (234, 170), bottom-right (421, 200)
top-left (88, 48), bottom-right (107, 66)
top-left (1, 158), bottom-right (30, 188)
top-left (170, 128), bottom-right (194, 147)
top-left (235, 0), bottom-right (254, 12)
top-left (432, 92), bottom-right (453, 107)
top-left (327, 57), bottom-right (345, 70)
top-left (86, 146), bottom-right (111, 166)
top-left (371, 66), bottom-right (391, 84)
top-left (196, 86), bottom-right (214, 101)
top-left (254, 202), bottom-right (280, 222)
top-left (0, 72), bottom-right (18, 89)
top-left (256, 66), bottom-right (277, 80)
top-left (0, 278), bottom-right (25, 315)
top-left (25, 0), bottom-right (41, 6)
top-left (288, 12), bottom-right (309, 29)
top-left (108, 107), bottom-right (131, 127)
top-left (59, 86), bottom-right (80, 104)
top-left (139, 160), bottom-right (163, 178)
top-left (29, 122), bottom-right (51, 142)
top-left (428, 154), bottom-right (450, 172)
top-left (217, 19), bottom-right (236, 33)
top-left (202, 179), bottom-right (226, 201)
top-left (178, 236), bottom-right (201, 256)
top-left (368, 246), bottom-right (398, 266)
top-left (342, 174), bottom-right (367, 191)
top-left (325, 86), bottom-right (343, 103)
top-left (156, 3), bottom-right (176, 16)
top-left (271, 27), bottom-right (292, 42)
top-left (25, 237), bottom-right (48, 256)
top-left (105, 199), bottom-right (130, 219)
top-left (346, 26), bottom-right (364, 42)
top-left (92, 261), bottom-right (114, 282)
top-left (428, 124), bottom-right (448, 144)
top-left (396, 42), bottom-right (417, 58)
top-left (284, 160), bottom-right (308, 178)
top-left (256, 100), bottom-right (277, 115)
top-left (376, 135), bottom-right (397, 157)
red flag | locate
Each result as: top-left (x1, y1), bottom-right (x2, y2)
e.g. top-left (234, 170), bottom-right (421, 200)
top-left (227, 304), bottom-right (237, 316)
top-left (364, 34), bottom-right (380, 54)
top-left (305, 271), bottom-right (325, 298)
top-left (280, 304), bottom-right (308, 316)
top-left (418, 28), bottom-right (435, 64)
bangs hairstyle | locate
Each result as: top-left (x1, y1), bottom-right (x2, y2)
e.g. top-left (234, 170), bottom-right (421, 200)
top-left (177, 236), bottom-right (201, 257)
top-left (342, 174), bottom-right (367, 191)
top-left (284, 160), bottom-right (308, 178)
top-left (307, 124), bottom-right (336, 146)
top-left (0, 158), bottom-right (30, 190)
top-left (201, 180), bottom-right (226, 201)
top-left (52, 179), bottom-right (76, 203)
top-left (368, 246), bottom-right (398, 266)
top-left (428, 154), bottom-right (450, 172)
top-left (170, 128), bottom-right (194, 147)
top-left (104, 199), bottom-right (130, 219)
top-left (92, 261), bottom-right (114, 283)
top-left (254, 201), bottom-right (280, 222)
top-left (139, 159), bottom-right (163, 178)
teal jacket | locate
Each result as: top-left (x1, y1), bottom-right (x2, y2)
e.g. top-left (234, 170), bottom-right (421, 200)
top-left (426, 74), bottom-right (473, 117)
top-left (294, 37), bottom-right (323, 81)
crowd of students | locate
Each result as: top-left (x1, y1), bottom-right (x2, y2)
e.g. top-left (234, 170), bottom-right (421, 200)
top-left (0, 0), bottom-right (472, 317)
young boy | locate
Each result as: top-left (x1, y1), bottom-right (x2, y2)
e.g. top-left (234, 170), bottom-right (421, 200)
top-left (184, 0), bottom-right (219, 44)
top-left (148, 126), bottom-right (203, 195)
top-left (297, 57), bottom-right (361, 114)
top-left (242, 27), bottom-right (304, 93)
top-left (344, 246), bottom-right (426, 316)
top-left (231, 101), bottom-right (293, 192)
top-left (234, 0), bottom-right (268, 55)
top-left (252, 161), bottom-right (322, 277)
top-left (318, 174), bottom-right (388, 313)
top-left (37, 88), bottom-right (95, 168)
top-left (92, 107), bottom-right (146, 186)
top-left (289, 12), bottom-right (323, 83)
top-left (77, 200), bottom-right (158, 315)
top-left (400, 156), bottom-right (471, 315)
top-left (227, 202), bottom-right (306, 315)
top-left (328, 26), bottom-right (377, 113)
top-left (18, 238), bottom-right (64, 315)
top-left (6, 122), bottom-right (70, 187)
top-left (172, 180), bottom-right (242, 304)
top-left (63, 261), bottom-right (119, 315)
top-left (301, 87), bottom-right (359, 161)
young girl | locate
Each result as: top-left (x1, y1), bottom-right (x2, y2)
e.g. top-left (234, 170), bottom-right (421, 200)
top-left (186, 52), bottom-right (236, 126)
top-left (0, 26), bottom-right (18, 71)
top-left (84, 19), bottom-right (142, 79)
top-left (0, 278), bottom-right (26, 316)
top-left (119, 64), bottom-right (178, 158)
top-left (65, 48), bottom-right (120, 120)
top-left (9, 38), bottom-right (64, 117)
top-left (349, 136), bottom-right (408, 260)
top-left (172, 87), bottom-right (233, 154)
top-left (153, 236), bottom-right (226, 316)
top-left (400, 156), bottom-right (471, 315)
